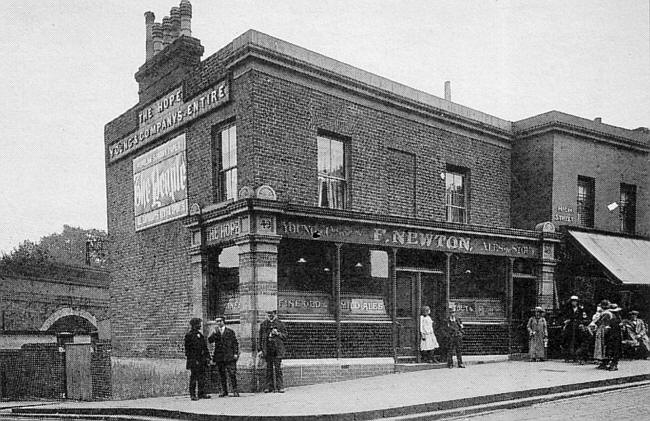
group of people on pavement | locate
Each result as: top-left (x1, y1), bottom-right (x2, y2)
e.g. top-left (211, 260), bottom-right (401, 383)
top-left (183, 309), bottom-right (287, 400)
top-left (525, 295), bottom-right (649, 371)
top-left (419, 305), bottom-right (465, 368)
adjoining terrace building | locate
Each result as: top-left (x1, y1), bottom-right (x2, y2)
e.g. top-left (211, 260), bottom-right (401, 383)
top-left (104, 1), bottom-right (649, 397)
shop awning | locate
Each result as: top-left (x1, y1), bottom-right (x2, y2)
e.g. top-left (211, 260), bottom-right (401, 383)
top-left (569, 230), bottom-right (650, 285)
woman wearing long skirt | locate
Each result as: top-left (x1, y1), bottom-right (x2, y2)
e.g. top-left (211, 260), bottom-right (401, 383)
top-left (420, 306), bottom-right (440, 363)
top-left (594, 300), bottom-right (612, 366)
top-left (527, 307), bottom-right (547, 362)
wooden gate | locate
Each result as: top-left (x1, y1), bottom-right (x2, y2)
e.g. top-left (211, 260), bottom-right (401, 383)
top-left (65, 343), bottom-right (92, 400)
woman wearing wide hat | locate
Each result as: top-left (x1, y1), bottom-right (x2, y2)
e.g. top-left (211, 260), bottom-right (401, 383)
top-left (527, 307), bottom-right (548, 362)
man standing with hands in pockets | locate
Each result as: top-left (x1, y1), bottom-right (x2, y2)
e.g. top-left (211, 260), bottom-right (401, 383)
top-left (208, 316), bottom-right (240, 397)
top-left (258, 310), bottom-right (288, 393)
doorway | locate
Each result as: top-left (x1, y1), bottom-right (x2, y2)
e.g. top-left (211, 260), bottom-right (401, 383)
top-left (395, 270), bottom-right (446, 361)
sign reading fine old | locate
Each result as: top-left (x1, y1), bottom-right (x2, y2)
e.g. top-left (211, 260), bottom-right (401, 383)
top-left (133, 134), bottom-right (188, 231)
top-left (109, 80), bottom-right (230, 162)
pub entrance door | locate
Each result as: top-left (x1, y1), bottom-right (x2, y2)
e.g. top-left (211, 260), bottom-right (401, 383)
top-left (395, 270), bottom-right (446, 362)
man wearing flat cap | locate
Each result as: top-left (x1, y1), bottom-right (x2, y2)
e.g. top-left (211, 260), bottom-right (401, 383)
top-left (258, 310), bottom-right (288, 392)
top-left (184, 317), bottom-right (211, 400)
top-left (444, 306), bottom-right (465, 368)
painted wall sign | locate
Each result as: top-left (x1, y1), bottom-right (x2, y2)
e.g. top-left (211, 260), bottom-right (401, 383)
top-left (109, 80), bottom-right (230, 162)
top-left (553, 204), bottom-right (575, 222)
top-left (206, 219), bottom-right (242, 244)
top-left (278, 218), bottom-right (538, 258)
top-left (451, 298), bottom-right (505, 321)
top-left (133, 134), bottom-right (188, 231)
top-left (341, 297), bottom-right (387, 315)
top-left (278, 292), bottom-right (330, 314)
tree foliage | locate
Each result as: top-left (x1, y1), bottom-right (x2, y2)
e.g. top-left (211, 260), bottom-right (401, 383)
top-left (1, 225), bottom-right (107, 268)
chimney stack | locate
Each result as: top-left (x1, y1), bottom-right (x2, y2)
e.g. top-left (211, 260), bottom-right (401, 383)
top-left (170, 7), bottom-right (181, 39)
top-left (152, 22), bottom-right (163, 54)
top-left (180, 0), bottom-right (192, 37)
top-left (444, 81), bottom-right (451, 101)
top-left (145, 11), bottom-right (155, 60)
top-left (162, 16), bottom-right (172, 47)
top-left (594, 117), bottom-right (602, 123)
top-left (143, 1), bottom-right (193, 61)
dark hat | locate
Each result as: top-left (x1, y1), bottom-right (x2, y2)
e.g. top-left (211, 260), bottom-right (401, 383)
top-left (266, 309), bottom-right (277, 315)
top-left (189, 317), bottom-right (202, 327)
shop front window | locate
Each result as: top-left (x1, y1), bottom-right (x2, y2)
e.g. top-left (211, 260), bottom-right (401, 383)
top-left (340, 246), bottom-right (388, 318)
top-left (277, 240), bottom-right (388, 319)
top-left (449, 254), bottom-right (506, 321)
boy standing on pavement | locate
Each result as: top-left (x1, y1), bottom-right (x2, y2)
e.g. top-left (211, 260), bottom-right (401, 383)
top-left (258, 310), bottom-right (288, 393)
top-left (184, 317), bottom-right (211, 400)
top-left (445, 307), bottom-right (465, 368)
top-left (208, 316), bottom-right (240, 397)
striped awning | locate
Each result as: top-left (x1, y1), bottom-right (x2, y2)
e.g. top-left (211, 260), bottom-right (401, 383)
top-left (569, 230), bottom-right (650, 285)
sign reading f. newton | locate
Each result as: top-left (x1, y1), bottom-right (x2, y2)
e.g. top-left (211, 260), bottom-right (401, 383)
top-left (133, 134), bottom-right (188, 231)
top-left (109, 80), bottom-right (229, 162)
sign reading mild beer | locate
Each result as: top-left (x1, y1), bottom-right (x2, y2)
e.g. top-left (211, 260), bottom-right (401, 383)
top-left (133, 134), bottom-right (188, 231)
top-left (109, 80), bottom-right (229, 162)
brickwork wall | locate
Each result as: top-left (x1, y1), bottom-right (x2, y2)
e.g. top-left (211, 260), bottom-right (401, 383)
top-left (387, 149), bottom-right (416, 217)
top-left (551, 133), bottom-right (649, 236)
top-left (460, 324), bottom-right (510, 355)
top-left (341, 324), bottom-right (393, 357)
top-left (283, 322), bottom-right (337, 359)
top-left (91, 341), bottom-right (112, 400)
top-left (0, 349), bottom-right (21, 399)
top-left (248, 70), bottom-right (512, 227)
top-left (282, 322), bottom-right (392, 359)
top-left (105, 70), bottom-right (249, 360)
top-left (511, 133), bottom-right (554, 229)
top-left (0, 273), bottom-right (108, 332)
top-left (18, 343), bottom-right (65, 399)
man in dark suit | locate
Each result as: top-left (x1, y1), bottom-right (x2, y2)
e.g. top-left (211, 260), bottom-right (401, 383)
top-left (184, 317), bottom-right (211, 400)
top-left (258, 310), bottom-right (287, 393)
top-left (208, 316), bottom-right (240, 397)
top-left (445, 307), bottom-right (465, 368)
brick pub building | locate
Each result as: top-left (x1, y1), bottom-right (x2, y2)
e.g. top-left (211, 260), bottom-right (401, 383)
top-left (105, 1), bottom-right (649, 397)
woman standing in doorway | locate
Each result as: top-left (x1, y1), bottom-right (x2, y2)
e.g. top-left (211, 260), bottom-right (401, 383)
top-left (420, 306), bottom-right (440, 363)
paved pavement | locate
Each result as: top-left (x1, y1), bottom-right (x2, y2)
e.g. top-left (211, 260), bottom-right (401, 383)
top-left (444, 383), bottom-right (650, 421)
top-left (8, 359), bottom-right (650, 420)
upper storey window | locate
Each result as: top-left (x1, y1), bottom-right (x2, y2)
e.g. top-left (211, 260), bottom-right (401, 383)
top-left (317, 135), bottom-right (347, 209)
top-left (576, 176), bottom-right (595, 228)
top-left (445, 166), bottom-right (468, 223)
top-left (219, 125), bottom-right (237, 201)
top-left (620, 183), bottom-right (637, 234)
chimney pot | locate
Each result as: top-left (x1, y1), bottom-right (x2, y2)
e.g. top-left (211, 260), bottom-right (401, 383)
top-left (152, 22), bottom-right (163, 54)
top-left (444, 81), bottom-right (451, 101)
top-left (179, 0), bottom-right (192, 37)
top-left (144, 11), bottom-right (155, 60)
top-left (594, 117), bottom-right (602, 123)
